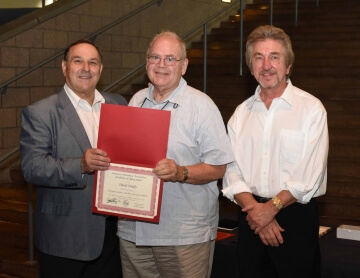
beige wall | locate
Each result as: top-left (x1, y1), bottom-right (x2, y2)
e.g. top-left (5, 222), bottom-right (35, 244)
top-left (0, 0), bottom-right (242, 159)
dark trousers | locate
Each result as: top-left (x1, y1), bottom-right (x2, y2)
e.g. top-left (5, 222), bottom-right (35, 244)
top-left (237, 198), bottom-right (321, 278)
top-left (39, 216), bottom-right (122, 278)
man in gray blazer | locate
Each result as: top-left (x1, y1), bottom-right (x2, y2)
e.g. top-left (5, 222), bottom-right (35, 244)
top-left (20, 39), bottom-right (126, 278)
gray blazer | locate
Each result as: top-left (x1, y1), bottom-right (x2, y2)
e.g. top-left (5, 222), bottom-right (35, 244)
top-left (20, 88), bottom-right (127, 261)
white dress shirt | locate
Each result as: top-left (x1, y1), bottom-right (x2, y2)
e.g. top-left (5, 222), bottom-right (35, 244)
top-left (222, 80), bottom-right (328, 204)
top-left (64, 83), bottom-right (105, 147)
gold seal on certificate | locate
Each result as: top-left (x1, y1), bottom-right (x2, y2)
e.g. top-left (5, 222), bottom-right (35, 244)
top-left (95, 163), bottom-right (161, 221)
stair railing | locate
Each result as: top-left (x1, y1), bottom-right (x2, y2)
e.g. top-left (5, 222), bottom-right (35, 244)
top-left (26, 181), bottom-right (35, 265)
top-left (0, 146), bottom-right (19, 164)
top-left (0, 0), bottom-right (163, 95)
top-left (104, 0), bottom-right (242, 94)
top-left (269, 0), bottom-right (320, 27)
top-left (167, 0), bottom-right (242, 93)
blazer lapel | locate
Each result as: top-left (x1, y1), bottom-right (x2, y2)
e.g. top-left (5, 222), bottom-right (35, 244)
top-left (57, 89), bottom-right (91, 153)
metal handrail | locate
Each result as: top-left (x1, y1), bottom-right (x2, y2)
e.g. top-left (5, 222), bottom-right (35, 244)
top-left (239, 0), bottom-right (244, 76)
top-left (181, 0), bottom-right (241, 92)
top-left (104, 0), bottom-right (241, 94)
top-left (0, 0), bottom-right (163, 95)
top-left (269, 0), bottom-right (321, 27)
top-left (0, 146), bottom-right (19, 164)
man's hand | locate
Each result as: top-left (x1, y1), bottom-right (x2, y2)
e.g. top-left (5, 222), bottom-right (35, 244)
top-left (152, 159), bottom-right (182, 182)
top-left (258, 219), bottom-right (285, 247)
top-left (81, 148), bottom-right (110, 173)
top-left (243, 201), bottom-right (278, 233)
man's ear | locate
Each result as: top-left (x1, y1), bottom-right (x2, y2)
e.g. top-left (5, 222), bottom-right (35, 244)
top-left (61, 60), bottom-right (67, 77)
top-left (181, 58), bottom-right (189, 76)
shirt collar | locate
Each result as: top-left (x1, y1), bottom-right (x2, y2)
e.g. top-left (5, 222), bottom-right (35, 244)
top-left (64, 83), bottom-right (104, 108)
top-left (247, 79), bottom-right (294, 109)
top-left (141, 77), bottom-right (187, 109)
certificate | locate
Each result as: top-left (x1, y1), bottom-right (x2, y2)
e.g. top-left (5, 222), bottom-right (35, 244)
top-left (95, 164), bottom-right (161, 220)
top-left (92, 104), bottom-right (170, 223)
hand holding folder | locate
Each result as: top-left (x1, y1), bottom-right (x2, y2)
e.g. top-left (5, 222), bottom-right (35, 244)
top-left (92, 104), bottom-right (170, 223)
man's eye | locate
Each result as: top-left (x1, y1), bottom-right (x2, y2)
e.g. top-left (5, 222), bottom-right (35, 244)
top-left (166, 57), bottom-right (175, 62)
top-left (152, 56), bottom-right (160, 60)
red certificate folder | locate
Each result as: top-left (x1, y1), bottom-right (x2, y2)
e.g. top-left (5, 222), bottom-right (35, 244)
top-left (92, 104), bottom-right (170, 223)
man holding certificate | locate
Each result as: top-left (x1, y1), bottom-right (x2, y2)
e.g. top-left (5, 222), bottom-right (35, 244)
top-left (20, 39), bottom-right (126, 278)
top-left (117, 31), bottom-right (234, 278)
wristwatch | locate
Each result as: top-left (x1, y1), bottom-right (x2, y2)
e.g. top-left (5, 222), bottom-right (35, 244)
top-left (182, 166), bottom-right (189, 182)
top-left (272, 196), bottom-right (283, 210)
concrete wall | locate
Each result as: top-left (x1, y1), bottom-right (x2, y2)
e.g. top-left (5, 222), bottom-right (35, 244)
top-left (0, 0), bottom-right (242, 159)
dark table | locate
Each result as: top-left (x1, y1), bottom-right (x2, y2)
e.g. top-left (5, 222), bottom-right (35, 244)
top-left (320, 227), bottom-right (360, 278)
top-left (211, 225), bottom-right (360, 278)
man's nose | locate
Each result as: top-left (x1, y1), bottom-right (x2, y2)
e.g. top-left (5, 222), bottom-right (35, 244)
top-left (262, 57), bottom-right (272, 69)
top-left (82, 62), bottom-right (90, 71)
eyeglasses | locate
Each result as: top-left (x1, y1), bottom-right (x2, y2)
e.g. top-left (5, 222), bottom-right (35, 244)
top-left (147, 55), bottom-right (182, 66)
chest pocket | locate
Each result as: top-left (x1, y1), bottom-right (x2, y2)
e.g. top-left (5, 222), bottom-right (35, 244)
top-left (279, 129), bottom-right (305, 164)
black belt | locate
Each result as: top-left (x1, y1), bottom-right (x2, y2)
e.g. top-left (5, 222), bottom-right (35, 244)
top-left (253, 195), bottom-right (272, 203)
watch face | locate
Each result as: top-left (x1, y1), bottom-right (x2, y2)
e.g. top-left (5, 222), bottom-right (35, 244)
top-left (272, 197), bottom-right (283, 210)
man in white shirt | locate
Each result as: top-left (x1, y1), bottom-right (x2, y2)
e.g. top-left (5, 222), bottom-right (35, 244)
top-left (222, 25), bottom-right (329, 278)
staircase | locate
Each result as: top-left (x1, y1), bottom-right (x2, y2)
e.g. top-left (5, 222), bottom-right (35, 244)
top-left (1, 0), bottom-right (360, 276)
top-left (184, 0), bottom-right (360, 228)
top-left (0, 166), bottom-right (38, 278)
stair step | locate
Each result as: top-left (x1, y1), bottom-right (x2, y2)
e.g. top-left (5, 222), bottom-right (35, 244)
top-left (322, 100), bottom-right (360, 114)
top-left (0, 200), bottom-right (31, 225)
top-left (318, 194), bottom-right (360, 207)
top-left (186, 63), bottom-right (360, 79)
top-left (188, 56), bottom-right (360, 68)
top-left (185, 80), bottom-right (360, 102)
top-left (0, 247), bottom-right (38, 278)
top-left (328, 160), bottom-right (360, 178)
top-left (192, 39), bottom-right (360, 50)
top-left (327, 113), bottom-right (360, 128)
top-left (205, 30), bottom-right (360, 42)
top-left (326, 175), bottom-right (360, 197)
top-left (0, 183), bottom-right (36, 204)
top-left (0, 221), bottom-right (30, 249)
top-left (211, 24), bottom-right (360, 37)
top-left (329, 128), bottom-right (360, 143)
top-left (318, 195), bottom-right (360, 224)
top-left (319, 215), bottom-right (360, 227)
top-left (187, 48), bottom-right (360, 59)
top-left (9, 168), bottom-right (26, 184)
